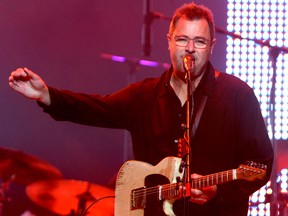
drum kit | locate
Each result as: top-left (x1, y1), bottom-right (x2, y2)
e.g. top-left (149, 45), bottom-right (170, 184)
top-left (0, 147), bottom-right (114, 216)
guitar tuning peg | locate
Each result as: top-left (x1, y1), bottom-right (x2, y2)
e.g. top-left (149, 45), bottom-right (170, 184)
top-left (245, 161), bottom-right (268, 170)
top-left (261, 164), bottom-right (267, 170)
top-left (246, 161), bottom-right (254, 167)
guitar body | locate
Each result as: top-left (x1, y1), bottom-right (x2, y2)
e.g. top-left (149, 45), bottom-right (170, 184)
top-left (114, 157), bottom-right (266, 216)
top-left (115, 157), bottom-right (183, 216)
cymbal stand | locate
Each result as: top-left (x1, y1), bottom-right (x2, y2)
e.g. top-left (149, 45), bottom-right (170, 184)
top-left (176, 56), bottom-right (195, 216)
top-left (71, 183), bottom-right (95, 216)
top-left (0, 175), bottom-right (14, 216)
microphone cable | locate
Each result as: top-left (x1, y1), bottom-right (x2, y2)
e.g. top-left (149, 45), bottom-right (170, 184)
top-left (80, 195), bottom-right (115, 216)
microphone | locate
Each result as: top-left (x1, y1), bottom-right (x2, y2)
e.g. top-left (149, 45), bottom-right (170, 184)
top-left (142, 0), bottom-right (152, 56)
top-left (183, 55), bottom-right (194, 79)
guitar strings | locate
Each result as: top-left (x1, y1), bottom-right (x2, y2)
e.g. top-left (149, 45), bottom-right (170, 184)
top-left (132, 166), bottom-right (262, 200)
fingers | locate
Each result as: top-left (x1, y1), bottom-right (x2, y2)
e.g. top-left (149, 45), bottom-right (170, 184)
top-left (9, 68), bottom-right (28, 82)
top-left (14, 67), bottom-right (28, 76)
top-left (191, 173), bottom-right (201, 179)
top-left (23, 67), bottom-right (37, 78)
top-left (190, 188), bottom-right (207, 204)
top-left (8, 67), bottom-right (34, 93)
top-left (189, 173), bottom-right (217, 204)
top-left (189, 187), bottom-right (217, 204)
top-left (9, 67), bottom-right (37, 83)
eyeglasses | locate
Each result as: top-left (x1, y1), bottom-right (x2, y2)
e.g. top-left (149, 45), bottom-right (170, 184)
top-left (173, 35), bottom-right (212, 49)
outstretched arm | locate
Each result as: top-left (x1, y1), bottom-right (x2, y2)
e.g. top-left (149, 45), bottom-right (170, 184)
top-left (8, 67), bottom-right (51, 106)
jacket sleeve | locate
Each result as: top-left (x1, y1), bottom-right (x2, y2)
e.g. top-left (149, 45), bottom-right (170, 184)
top-left (216, 86), bottom-right (274, 203)
top-left (37, 84), bottom-right (144, 130)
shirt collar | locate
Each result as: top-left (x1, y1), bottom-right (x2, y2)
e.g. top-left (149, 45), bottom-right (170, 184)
top-left (195, 62), bottom-right (219, 98)
top-left (160, 62), bottom-right (219, 98)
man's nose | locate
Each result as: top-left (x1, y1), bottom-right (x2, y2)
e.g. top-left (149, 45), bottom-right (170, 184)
top-left (185, 39), bottom-right (195, 53)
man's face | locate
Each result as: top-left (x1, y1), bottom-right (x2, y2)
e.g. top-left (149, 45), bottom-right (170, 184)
top-left (167, 17), bottom-right (215, 80)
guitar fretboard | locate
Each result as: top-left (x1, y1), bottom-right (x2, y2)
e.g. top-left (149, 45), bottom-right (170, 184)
top-left (191, 169), bottom-right (237, 189)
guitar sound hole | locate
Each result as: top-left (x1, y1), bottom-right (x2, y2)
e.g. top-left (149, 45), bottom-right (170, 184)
top-left (144, 174), bottom-right (170, 216)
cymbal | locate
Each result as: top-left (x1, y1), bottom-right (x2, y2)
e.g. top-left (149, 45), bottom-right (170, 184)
top-left (0, 147), bottom-right (62, 185)
top-left (26, 179), bottom-right (114, 216)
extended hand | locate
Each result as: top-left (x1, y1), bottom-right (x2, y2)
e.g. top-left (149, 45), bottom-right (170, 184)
top-left (9, 67), bottom-right (51, 105)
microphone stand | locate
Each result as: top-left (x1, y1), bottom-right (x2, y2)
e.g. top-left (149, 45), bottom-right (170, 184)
top-left (141, 0), bottom-right (173, 56)
top-left (183, 60), bottom-right (192, 199)
top-left (266, 43), bottom-right (281, 216)
top-left (181, 57), bottom-right (194, 215)
top-left (142, 0), bottom-right (152, 56)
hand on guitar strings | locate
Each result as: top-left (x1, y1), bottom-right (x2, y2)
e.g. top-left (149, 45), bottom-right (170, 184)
top-left (189, 173), bottom-right (217, 204)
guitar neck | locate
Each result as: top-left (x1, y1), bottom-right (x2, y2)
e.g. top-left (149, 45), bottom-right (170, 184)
top-left (191, 169), bottom-right (237, 189)
top-left (160, 168), bottom-right (237, 200)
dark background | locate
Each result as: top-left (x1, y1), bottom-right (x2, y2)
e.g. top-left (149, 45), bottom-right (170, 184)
top-left (0, 0), bottom-right (228, 215)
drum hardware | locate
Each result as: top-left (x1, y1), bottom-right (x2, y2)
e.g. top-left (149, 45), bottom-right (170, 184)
top-left (0, 147), bottom-right (62, 216)
top-left (26, 179), bottom-right (114, 216)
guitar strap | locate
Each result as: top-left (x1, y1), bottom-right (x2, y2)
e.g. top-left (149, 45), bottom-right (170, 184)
top-left (191, 70), bottom-right (220, 137)
top-left (191, 95), bottom-right (207, 137)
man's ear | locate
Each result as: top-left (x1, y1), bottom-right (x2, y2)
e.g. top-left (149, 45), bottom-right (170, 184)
top-left (210, 39), bottom-right (216, 54)
top-left (167, 34), bottom-right (171, 50)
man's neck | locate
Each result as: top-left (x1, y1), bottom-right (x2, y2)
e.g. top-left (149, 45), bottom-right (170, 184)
top-left (170, 72), bottom-right (204, 106)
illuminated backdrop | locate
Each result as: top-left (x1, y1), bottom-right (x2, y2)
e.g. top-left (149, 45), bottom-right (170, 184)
top-left (226, 0), bottom-right (288, 215)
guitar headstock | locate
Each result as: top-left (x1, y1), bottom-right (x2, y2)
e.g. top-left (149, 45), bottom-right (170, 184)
top-left (236, 161), bottom-right (267, 181)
